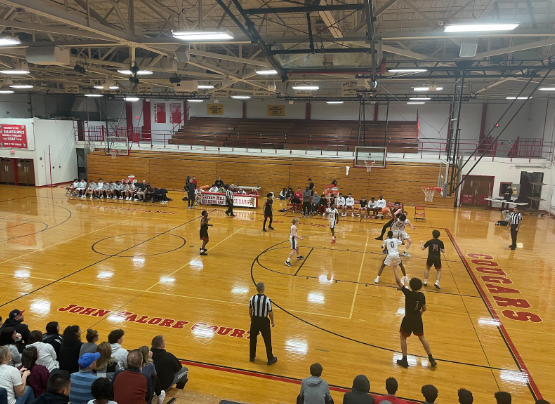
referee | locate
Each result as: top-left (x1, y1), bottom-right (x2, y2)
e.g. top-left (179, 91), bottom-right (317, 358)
top-left (249, 282), bottom-right (277, 365)
top-left (508, 207), bottom-right (522, 250)
top-left (225, 184), bottom-right (235, 217)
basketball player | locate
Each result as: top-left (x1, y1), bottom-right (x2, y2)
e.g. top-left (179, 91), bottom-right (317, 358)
top-left (391, 214), bottom-right (416, 257)
top-left (95, 178), bottom-right (105, 199)
top-left (374, 231), bottom-right (408, 284)
top-left (421, 230), bottom-right (445, 289)
top-left (285, 218), bottom-right (304, 267)
top-left (87, 180), bottom-right (97, 199)
top-left (392, 265), bottom-right (437, 368)
top-left (345, 193), bottom-right (355, 217)
top-left (376, 202), bottom-right (403, 240)
top-left (326, 202), bottom-right (339, 244)
top-left (199, 210), bottom-right (213, 255)
top-left (262, 193), bottom-right (274, 232)
top-left (375, 195), bottom-right (387, 218)
top-left (368, 197), bottom-right (379, 219)
top-left (359, 197), bottom-right (368, 220)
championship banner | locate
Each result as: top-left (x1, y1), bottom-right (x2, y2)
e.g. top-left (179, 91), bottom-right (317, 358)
top-left (342, 81), bottom-right (357, 97)
top-left (267, 105), bottom-right (285, 116)
top-left (155, 103), bottom-right (166, 123)
top-left (0, 124), bottom-right (27, 148)
top-left (199, 192), bottom-right (258, 208)
top-left (170, 103), bottom-right (182, 124)
top-left (207, 104), bottom-right (224, 115)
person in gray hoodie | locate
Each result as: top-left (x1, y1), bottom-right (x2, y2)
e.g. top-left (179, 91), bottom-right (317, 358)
top-left (298, 363), bottom-right (333, 404)
top-left (343, 375), bottom-right (374, 404)
top-left (302, 186), bottom-right (313, 218)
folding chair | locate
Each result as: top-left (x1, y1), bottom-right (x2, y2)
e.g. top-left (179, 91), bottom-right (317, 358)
top-left (414, 205), bottom-right (426, 222)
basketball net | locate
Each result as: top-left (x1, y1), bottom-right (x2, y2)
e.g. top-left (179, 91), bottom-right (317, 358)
top-left (422, 187), bottom-right (441, 202)
top-left (364, 160), bottom-right (373, 173)
top-left (109, 150), bottom-right (118, 160)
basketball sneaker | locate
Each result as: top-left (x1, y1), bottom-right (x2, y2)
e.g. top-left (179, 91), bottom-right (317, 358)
top-left (297, 256), bottom-right (305, 259)
top-left (434, 282), bottom-right (440, 289)
top-left (285, 261), bottom-right (292, 267)
top-left (374, 276), bottom-right (380, 284)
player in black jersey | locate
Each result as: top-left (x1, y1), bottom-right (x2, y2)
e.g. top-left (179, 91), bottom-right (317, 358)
top-left (199, 210), bottom-right (213, 255)
top-left (421, 230), bottom-right (445, 289)
top-left (392, 266), bottom-right (437, 368)
top-left (262, 193), bottom-right (275, 232)
top-left (375, 202), bottom-right (404, 240)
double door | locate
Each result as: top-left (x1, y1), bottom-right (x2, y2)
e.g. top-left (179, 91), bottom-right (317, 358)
top-left (0, 158), bottom-right (35, 185)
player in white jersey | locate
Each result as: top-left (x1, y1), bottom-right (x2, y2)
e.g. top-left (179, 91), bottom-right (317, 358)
top-left (391, 214), bottom-right (416, 257)
top-left (374, 231), bottom-right (409, 284)
top-left (326, 202), bottom-right (339, 244)
top-left (336, 193), bottom-right (346, 216)
top-left (285, 217), bottom-right (304, 267)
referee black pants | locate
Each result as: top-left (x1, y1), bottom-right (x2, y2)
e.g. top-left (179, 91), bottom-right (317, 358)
top-left (225, 198), bottom-right (234, 215)
top-left (249, 317), bottom-right (274, 361)
top-left (510, 224), bottom-right (519, 247)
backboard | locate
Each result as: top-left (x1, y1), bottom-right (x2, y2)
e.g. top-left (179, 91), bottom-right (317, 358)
top-left (354, 146), bottom-right (386, 168)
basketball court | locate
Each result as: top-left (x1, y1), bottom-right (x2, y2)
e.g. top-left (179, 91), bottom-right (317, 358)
top-left (1, 183), bottom-right (553, 404)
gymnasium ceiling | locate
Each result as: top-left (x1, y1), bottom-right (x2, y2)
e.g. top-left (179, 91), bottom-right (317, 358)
top-left (1, 0), bottom-right (555, 100)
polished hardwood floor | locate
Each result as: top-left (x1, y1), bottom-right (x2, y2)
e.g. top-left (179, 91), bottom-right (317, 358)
top-left (0, 185), bottom-right (553, 404)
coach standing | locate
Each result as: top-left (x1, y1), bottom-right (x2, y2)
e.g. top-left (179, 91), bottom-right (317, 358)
top-left (225, 184), bottom-right (235, 217)
top-left (508, 207), bottom-right (522, 250)
top-left (249, 283), bottom-right (277, 365)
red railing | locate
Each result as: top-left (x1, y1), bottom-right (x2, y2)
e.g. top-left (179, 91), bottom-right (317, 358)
top-left (74, 126), bottom-right (553, 161)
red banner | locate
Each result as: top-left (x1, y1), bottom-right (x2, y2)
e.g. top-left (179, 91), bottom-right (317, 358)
top-left (155, 103), bottom-right (166, 123)
top-left (0, 124), bottom-right (27, 148)
top-left (170, 103), bottom-right (182, 124)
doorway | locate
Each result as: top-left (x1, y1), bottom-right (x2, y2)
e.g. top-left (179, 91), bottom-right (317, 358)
top-left (460, 175), bottom-right (494, 207)
top-left (0, 158), bottom-right (35, 185)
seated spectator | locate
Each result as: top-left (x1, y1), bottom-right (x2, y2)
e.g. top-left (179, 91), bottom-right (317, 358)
top-left (298, 363), bottom-right (332, 404)
top-left (105, 181), bottom-right (114, 199)
top-left (87, 181), bottom-right (97, 200)
top-left (368, 197), bottom-right (379, 219)
top-left (108, 330), bottom-right (127, 371)
top-left (318, 193), bottom-right (328, 215)
top-left (336, 193), bottom-right (346, 216)
top-left (30, 370), bottom-right (71, 404)
top-left (421, 385), bottom-right (438, 404)
top-left (150, 335), bottom-right (188, 392)
top-left (113, 350), bottom-right (150, 404)
top-left (458, 388), bottom-right (473, 404)
top-left (279, 188), bottom-right (287, 200)
top-left (343, 375), bottom-right (373, 404)
top-left (93, 343), bottom-right (115, 382)
top-left (209, 185), bottom-right (218, 193)
top-left (58, 326), bottom-right (82, 374)
top-left (496, 210), bottom-right (511, 226)
top-left (79, 330), bottom-right (98, 357)
top-left (1, 310), bottom-right (30, 351)
top-left (359, 197), bottom-right (368, 219)
top-left (135, 180), bottom-right (147, 201)
top-left (214, 177), bottom-right (224, 189)
top-left (17, 347), bottom-right (49, 398)
top-left (495, 392), bottom-right (511, 404)
top-left (375, 195), bottom-right (387, 218)
top-left (0, 328), bottom-right (21, 367)
top-left (0, 345), bottom-right (33, 404)
top-left (42, 323), bottom-right (62, 358)
top-left (345, 193), bottom-right (356, 217)
top-left (27, 332), bottom-right (58, 373)
top-left (291, 188), bottom-right (302, 213)
top-left (312, 191), bottom-right (320, 215)
top-left (69, 353), bottom-right (99, 404)
top-left (69, 179), bottom-right (79, 197)
top-left (77, 179), bottom-right (87, 198)
top-left (88, 377), bottom-right (116, 404)
top-left (374, 378), bottom-right (407, 404)
top-left (286, 187), bottom-right (294, 199)
top-left (138, 346), bottom-right (164, 404)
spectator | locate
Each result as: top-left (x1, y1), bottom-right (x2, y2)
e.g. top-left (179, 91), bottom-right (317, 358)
top-left (150, 335), bottom-right (188, 391)
top-left (27, 331), bottom-right (58, 373)
top-left (311, 191), bottom-right (320, 215)
top-left (58, 326), bottom-right (82, 374)
top-left (107, 330), bottom-right (127, 371)
top-left (279, 188), bottom-right (287, 200)
top-left (93, 343), bottom-right (115, 382)
top-left (1, 310), bottom-right (30, 351)
top-left (0, 328), bottom-right (21, 367)
top-left (286, 187), bottom-right (294, 199)
top-left (458, 389), bottom-right (473, 404)
top-left (318, 192), bottom-right (328, 215)
top-left (0, 345), bottom-right (33, 404)
top-left (191, 176), bottom-right (198, 188)
top-left (138, 346), bottom-right (164, 404)
top-left (495, 392), bottom-right (511, 404)
top-left (214, 177), bottom-right (224, 188)
top-left (374, 378), bottom-right (407, 404)
top-left (298, 363), bottom-right (332, 404)
top-left (30, 370), bottom-right (71, 404)
top-left (69, 353), bottom-right (99, 404)
top-left (112, 350), bottom-right (150, 404)
top-left (79, 330), bottom-right (98, 357)
top-left (343, 375), bottom-right (373, 404)
top-left (42, 323), bottom-right (63, 357)
top-left (302, 186), bottom-right (312, 218)
top-left (308, 178), bottom-right (315, 193)
top-left (421, 385), bottom-right (438, 404)
top-left (17, 347), bottom-right (49, 398)
top-left (135, 180), bottom-right (147, 201)
top-left (88, 378), bottom-right (116, 404)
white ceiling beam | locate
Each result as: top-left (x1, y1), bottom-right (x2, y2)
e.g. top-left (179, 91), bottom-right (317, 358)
top-left (190, 49), bottom-right (272, 67)
top-left (475, 38), bottom-right (555, 58)
top-left (382, 44), bottom-right (428, 60)
top-left (0, 18), bottom-right (109, 39)
top-left (399, 0), bottom-right (436, 27)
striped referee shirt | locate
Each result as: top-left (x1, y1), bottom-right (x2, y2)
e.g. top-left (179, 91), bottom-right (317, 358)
top-left (510, 212), bottom-right (522, 226)
top-left (249, 294), bottom-right (272, 318)
top-left (226, 188), bottom-right (234, 200)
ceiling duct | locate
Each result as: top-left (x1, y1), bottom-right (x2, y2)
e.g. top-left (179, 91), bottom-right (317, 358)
top-left (26, 46), bottom-right (70, 66)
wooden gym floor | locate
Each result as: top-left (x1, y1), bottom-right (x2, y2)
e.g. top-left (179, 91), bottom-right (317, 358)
top-left (0, 185), bottom-right (553, 404)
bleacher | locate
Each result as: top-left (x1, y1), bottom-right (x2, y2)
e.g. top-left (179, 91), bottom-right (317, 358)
top-left (169, 118), bottom-right (419, 153)
top-left (87, 150), bottom-right (453, 207)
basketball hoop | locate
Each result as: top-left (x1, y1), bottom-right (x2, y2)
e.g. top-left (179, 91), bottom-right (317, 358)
top-left (422, 187), bottom-right (442, 202)
top-left (364, 160), bottom-right (373, 173)
top-left (109, 150), bottom-right (118, 160)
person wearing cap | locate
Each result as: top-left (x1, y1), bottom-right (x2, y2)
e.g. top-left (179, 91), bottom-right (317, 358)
top-left (69, 353), bottom-right (99, 404)
top-left (1, 310), bottom-right (30, 352)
